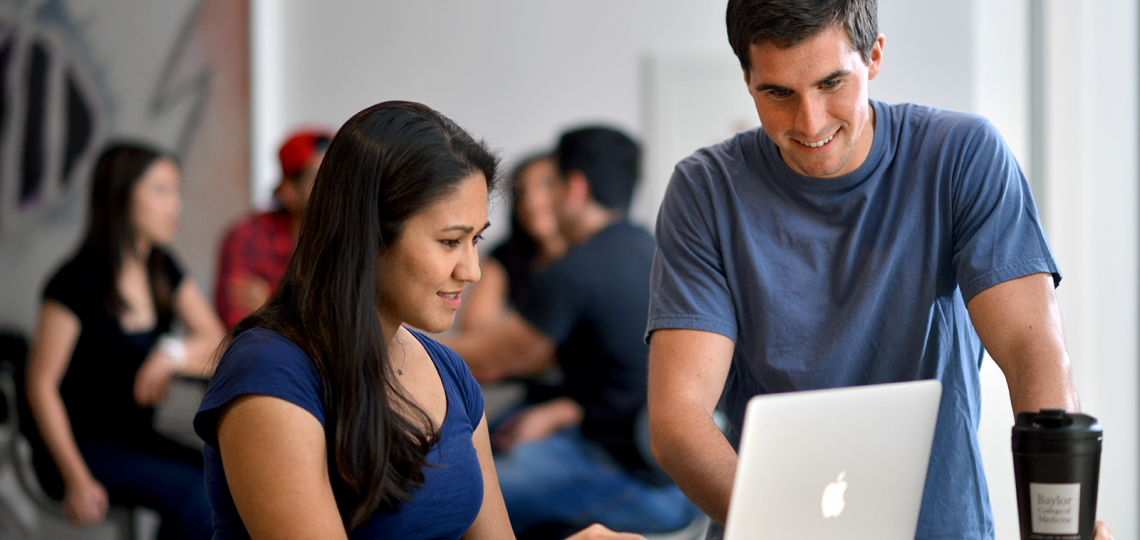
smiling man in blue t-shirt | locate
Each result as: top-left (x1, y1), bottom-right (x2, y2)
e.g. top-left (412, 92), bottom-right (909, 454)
top-left (645, 1), bottom-right (1113, 539)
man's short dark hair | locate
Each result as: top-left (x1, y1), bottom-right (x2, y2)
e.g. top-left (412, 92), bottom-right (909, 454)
top-left (726, 0), bottom-right (878, 72)
top-left (555, 126), bottom-right (639, 212)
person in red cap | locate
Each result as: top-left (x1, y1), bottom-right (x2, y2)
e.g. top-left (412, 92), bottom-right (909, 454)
top-left (214, 128), bottom-right (332, 328)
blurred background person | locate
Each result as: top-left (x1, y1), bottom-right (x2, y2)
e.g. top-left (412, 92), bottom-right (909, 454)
top-left (452, 153), bottom-right (568, 417)
top-left (214, 128), bottom-right (333, 328)
top-left (24, 142), bottom-right (224, 538)
top-left (447, 127), bottom-right (699, 539)
top-left (457, 153), bottom-right (566, 339)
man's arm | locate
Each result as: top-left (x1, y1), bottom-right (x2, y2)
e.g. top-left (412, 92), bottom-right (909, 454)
top-left (647, 328), bottom-right (737, 526)
top-left (968, 273), bottom-right (1118, 540)
top-left (456, 259), bottom-right (509, 334)
top-left (443, 311), bottom-right (556, 383)
top-left (215, 221), bottom-right (278, 329)
top-left (215, 226), bottom-right (254, 329)
top-left (966, 272), bottom-right (1078, 415)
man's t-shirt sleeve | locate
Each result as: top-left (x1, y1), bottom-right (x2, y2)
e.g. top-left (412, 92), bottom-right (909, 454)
top-left (646, 158), bottom-right (739, 344)
top-left (950, 119), bottom-right (1060, 302)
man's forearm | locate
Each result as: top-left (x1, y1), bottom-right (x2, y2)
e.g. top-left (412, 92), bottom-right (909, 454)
top-left (966, 273), bottom-right (1080, 417)
top-left (443, 312), bottom-right (555, 383)
top-left (648, 328), bottom-right (738, 524)
top-left (1003, 351), bottom-right (1080, 416)
top-left (651, 408), bottom-right (739, 525)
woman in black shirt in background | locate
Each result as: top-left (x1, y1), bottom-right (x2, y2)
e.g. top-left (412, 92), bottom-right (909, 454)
top-left (25, 142), bottom-right (224, 539)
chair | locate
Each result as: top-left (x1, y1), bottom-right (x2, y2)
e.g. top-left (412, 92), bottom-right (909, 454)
top-left (0, 358), bottom-right (37, 539)
top-left (0, 330), bottom-right (138, 540)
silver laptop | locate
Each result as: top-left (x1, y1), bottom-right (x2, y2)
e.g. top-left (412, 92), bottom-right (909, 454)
top-left (724, 380), bottom-right (941, 540)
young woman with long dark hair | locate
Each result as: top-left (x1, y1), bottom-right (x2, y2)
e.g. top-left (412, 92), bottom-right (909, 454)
top-left (193, 101), bottom-right (645, 539)
top-left (25, 142), bottom-right (224, 538)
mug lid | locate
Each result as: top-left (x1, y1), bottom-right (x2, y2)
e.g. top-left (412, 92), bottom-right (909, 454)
top-left (1012, 409), bottom-right (1102, 440)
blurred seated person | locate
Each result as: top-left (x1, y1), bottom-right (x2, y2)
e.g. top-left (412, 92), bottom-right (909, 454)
top-left (458, 153), bottom-right (565, 338)
top-left (446, 127), bottom-right (699, 538)
top-left (452, 154), bottom-right (567, 409)
top-left (25, 142), bottom-right (225, 538)
top-left (215, 128), bottom-right (332, 328)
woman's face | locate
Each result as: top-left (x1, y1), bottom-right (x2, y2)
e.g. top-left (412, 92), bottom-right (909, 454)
top-left (129, 158), bottom-right (182, 248)
top-left (514, 158), bottom-right (561, 241)
top-left (377, 172), bottom-right (489, 335)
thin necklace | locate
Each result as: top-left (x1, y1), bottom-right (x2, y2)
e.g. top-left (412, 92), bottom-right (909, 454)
top-left (396, 333), bottom-right (407, 375)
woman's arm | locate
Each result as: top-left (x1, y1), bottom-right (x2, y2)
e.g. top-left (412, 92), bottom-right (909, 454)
top-left (462, 413), bottom-right (515, 539)
top-left (173, 277), bottom-right (226, 376)
top-left (134, 278), bottom-right (226, 406)
top-left (217, 394), bottom-right (348, 540)
top-left (24, 300), bottom-right (109, 525)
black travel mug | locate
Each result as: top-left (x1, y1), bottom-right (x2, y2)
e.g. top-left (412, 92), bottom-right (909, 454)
top-left (1012, 409), bottom-right (1102, 540)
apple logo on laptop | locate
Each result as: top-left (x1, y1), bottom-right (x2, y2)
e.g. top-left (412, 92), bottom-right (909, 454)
top-left (820, 470), bottom-right (848, 519)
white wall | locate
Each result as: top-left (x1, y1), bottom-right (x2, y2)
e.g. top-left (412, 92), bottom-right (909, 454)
top-left (259, 0), bottom-right (728, 246)
top-left (266, 2), bottom-right (1135, 539)
top-left (1039, 2), bottom-right (1139, 539)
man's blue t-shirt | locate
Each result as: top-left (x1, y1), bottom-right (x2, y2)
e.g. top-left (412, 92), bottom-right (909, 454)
top-left (647, 100), bottom-right (1059, 539)
top-left (518, 221), bottom-right (663, 482)
top-left (194, 327), bottom-right (485, 539)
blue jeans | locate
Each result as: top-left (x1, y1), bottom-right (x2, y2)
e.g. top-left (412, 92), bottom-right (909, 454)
top-left (35, 435), bottom-right (213, 540)
top-left (495, 428), bottom-right (699, 536)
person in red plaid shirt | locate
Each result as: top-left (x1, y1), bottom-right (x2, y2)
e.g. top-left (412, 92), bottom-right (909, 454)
top-left (214, 129), bottom-right (331, 328)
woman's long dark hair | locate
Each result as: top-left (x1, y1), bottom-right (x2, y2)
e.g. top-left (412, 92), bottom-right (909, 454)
top-left (81, 142), bottom-right (180, 316)
top-left (235, 101), bottom-right (498, 529)
top-left (495, 153), bottom-right (552, 306)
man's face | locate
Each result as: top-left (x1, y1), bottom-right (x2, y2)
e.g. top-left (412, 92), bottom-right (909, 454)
top-left (292, 150), bottom-right (325, 210)
top-left (276, 150), bottom-right (326, 215)
top-left (745, 25), bottom-right (883, 178)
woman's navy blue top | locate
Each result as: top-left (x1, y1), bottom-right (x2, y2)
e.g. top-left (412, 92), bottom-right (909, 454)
top-left (194, 327), bottom-right (485, 539)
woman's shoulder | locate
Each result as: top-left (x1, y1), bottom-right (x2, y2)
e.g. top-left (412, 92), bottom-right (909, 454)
top-left (408, 329), bottom-right (466, 382)
top-left (214, 328), bottom-right (318, 386)
top-left (42, 251), bottom-right (102, 312)
top-left (195, 327), bottom-right (326, 445)
top-left (46, 250), bottom-right (97, 284)
top-left (406, 328), bottom-right (484, 424)
top-left (151, 245), bottom-right (186, 285)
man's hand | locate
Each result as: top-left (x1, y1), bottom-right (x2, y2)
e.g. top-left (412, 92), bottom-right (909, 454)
top-left (1093, 520), bottom-right (1113, 540)
top-left (565, 523), bottom-right (647, 540)
top-left (491, 397), bottom-right (582, 451)
top-left (444, 312), bottom-right (555, 383)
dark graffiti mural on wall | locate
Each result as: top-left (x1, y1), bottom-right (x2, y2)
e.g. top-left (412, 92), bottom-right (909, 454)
top-left (0, 0), bottom-right (248, 352)
top-left (0, 0), bottom-right (236, 243)
top-left (0, 4), bottom-right (103, 238)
